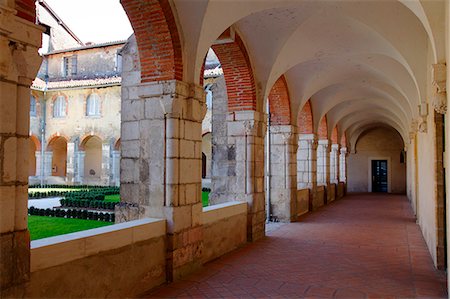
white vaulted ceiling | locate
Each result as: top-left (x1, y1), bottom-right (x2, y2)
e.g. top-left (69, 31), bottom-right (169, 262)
top-left (173, 0), bottom-right (445, 147)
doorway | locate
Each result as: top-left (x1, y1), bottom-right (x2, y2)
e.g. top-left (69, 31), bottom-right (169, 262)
top-left (371, 160), bottom-right (387, 192)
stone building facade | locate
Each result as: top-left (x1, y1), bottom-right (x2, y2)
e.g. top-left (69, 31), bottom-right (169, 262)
top-left (29, 41), bottom-right (124, 186)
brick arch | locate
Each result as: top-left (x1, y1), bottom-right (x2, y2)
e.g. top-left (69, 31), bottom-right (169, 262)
top-left (318, 115), bottom-right (328, 140)
top-left (297, 100), bottom-right (314, 134)
top-left (340, 134), bottom-right (347, 147)
top-left (121, 0), bottom-right (183, 83)
top-left (29, 134), bottom-right (41, 150)
top-left (114, 138), bottom-right (121, 150)
top-left (331, 126), bottom-right (338, 144)
top-left (268, 75), bottom-right (291, 125)
top-left (46, 133), bottom-right (69, 150)
top-left (212, 32), bottom-right (257, 112)
top-left (79, 134), bottom-right (104, 151)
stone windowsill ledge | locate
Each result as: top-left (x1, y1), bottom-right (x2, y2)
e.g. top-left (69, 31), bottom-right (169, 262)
top-left (202, 201), bottom-right (247, 225)
top-left (31, 218), bottom-right (165, 272)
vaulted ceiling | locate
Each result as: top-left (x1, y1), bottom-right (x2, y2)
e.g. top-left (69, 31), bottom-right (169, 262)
top-left (172, 0), bottom-right (446, 147)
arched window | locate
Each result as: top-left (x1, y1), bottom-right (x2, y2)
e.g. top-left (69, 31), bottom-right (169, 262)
top-left (53, 96), bottom-right (66, 118)
top-left (30, 95), bottom-right (36, 116)
top-left (86, 94), bottom-right (101, 116)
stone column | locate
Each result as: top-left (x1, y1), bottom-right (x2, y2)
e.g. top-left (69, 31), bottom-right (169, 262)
top-left (297, 134), bottom-right (317, 189)
top-left (35, 151), bottom-right (42, 179)
top-left (101, 141), bottom-right (112, 186)
top-left (66, 141), bottom-right (76, 184)
top-left (317, 139), bottom-right (330, 186)
top-left (339, 147), bottom-right (347, 182)
top-left (330, 143), bottom-right (339, 184)
top-left (111, 150), bottom-right (120, 186)
top-left (120, 80), bottom-right (205, 281)
top-left (43, 151), bottom-right (53, 179)
top-left (269, 125), bottom-right (297, 222)
top-left (0, 3), bottom-right (43, 294)
top-left (76, 151), bottom-right (85, 184)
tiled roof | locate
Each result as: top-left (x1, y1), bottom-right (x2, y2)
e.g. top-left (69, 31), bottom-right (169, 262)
top-left (45, 40), bottom-right (127, 55)
top-left (32, 76), bottom-right (121, 90)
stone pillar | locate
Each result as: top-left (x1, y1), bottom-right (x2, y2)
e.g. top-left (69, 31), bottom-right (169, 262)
top-left (66, 141), bottom-right (76, 184)
top-left (43, 151), bottom-right (53, 179)
top-left (226, 111), bottom-right (266, 241)
top-left (35, 151), bottom-right (42, 179)
top-left (297, 134), bottom-right (317, 189)
top-left (101, 141), bottom-right (112, 186)
top-left (0, 3), bottom-right (43, 294)
top-left (269, 125), bottom-right (297, 222)
top-left (317, 139), bottom-right (330, 186)
top-left (120, 80), bottom-right (205, 281)
top-left (111, 150), bottom-right (120, 186)
top-left (76, 151), bottom-right (85, 184)
top-left (339, 147), bottom-right (347, 182)
top-left (209, 76), bottom-right (229, 203)
top-left (330, 143), bottom-right (339, 184)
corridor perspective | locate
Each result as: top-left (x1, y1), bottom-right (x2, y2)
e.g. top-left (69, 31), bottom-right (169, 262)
top-left (144, 194), bottom-right (447, 299)
top-left (2, 0), bottom-right (450, 297)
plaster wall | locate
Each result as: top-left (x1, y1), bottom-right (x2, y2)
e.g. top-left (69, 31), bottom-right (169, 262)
top-left (38, 44), bottom-right (123, 80)
top-left (42, 86), bottom-right (121, 145)
top-left (84, 136), bottom-right (102, 180)
top-left (347, 127), bottom-right (406, 193)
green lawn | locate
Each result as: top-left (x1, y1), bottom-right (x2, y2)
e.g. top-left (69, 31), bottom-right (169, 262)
top-left (104, 194), bottom-right (120, 202)
top-left (28, 216), bottom-right (113, 240)
top-left (202, 191), bottom-right (209, 207)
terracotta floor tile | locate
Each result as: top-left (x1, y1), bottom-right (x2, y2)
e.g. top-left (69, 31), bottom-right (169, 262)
top-left (140, 194), bottom-right (447, 299)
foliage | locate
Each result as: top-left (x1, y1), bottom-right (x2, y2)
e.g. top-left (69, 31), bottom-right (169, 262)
top-left (28, 206), bottom-right (115, 222)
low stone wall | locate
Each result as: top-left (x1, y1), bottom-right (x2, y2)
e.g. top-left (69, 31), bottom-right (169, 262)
top-left (337, 182), bottom-right (345, 199)
top-left (202, 202), bottom-right (247, 263)
top-left (327, 184), bottom-right (336, 203)
top-left (313, 185), bottom-right (326, 210)
top-left (296, 189), bottom-right (310, 217)
top-left (23, 219), bottom-right (166, 298)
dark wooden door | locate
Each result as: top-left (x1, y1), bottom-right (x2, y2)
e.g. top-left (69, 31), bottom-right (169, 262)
top-left (372, 160), bottom-right (387, 192)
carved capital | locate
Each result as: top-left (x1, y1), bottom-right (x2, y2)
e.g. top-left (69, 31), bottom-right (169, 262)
top-left (418, 117), bottom-right (427, 133)
top-left (432, 64), bottom-right (447, 114)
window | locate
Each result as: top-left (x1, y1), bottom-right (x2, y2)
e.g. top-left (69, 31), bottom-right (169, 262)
top-left (62, 55), bottom-right (77, 77)
top-left (114, 51), bottom-right (122, 72)
top-left (86, 94), bottom-right (100, 116)
top-left (30, 96), bottom-right (37, 116)
top-left (62, 57), bottom-right (69, 77)
top-left (71, 56), bottom-right (77, 75)
top-left (53, 96), bottom-right (66, 118)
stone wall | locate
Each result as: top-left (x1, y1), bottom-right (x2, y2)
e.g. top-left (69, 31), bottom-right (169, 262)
top-left (202, 202), bottom-right (247, 263)
top-left (314, 185), bottom-right (326, 210)
top-left (296, 188), bottom-right (309, 217)
top-left (337, 182), bottom-right (345, 199)
top-left (327, 183), bottom-right (336, 203)
top-left (3, 219), bottom-right (166, 298)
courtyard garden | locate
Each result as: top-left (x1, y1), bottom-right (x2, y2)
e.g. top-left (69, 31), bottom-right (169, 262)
top-left (28, 185), bottom-right (211, 240)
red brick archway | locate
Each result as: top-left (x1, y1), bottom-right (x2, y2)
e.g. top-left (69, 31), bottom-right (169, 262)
top-left (298, 100), bottom-right (314, 134)
top-left (212, 32), bottom-right (257, 112)
top-left (331, 126), bottom-right (338, 144)
top-left (318, 115), bottom-right (328, 140)
top-left (121, 0), bottom-right (183, 83)
top-left (268, 75), bottom-right (291, 125)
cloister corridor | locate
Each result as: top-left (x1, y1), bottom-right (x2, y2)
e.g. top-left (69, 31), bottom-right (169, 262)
top-left (142, 194), bottom-right (447, 299)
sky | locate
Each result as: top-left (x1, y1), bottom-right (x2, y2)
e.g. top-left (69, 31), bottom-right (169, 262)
top-left (45, 0), bottom-right (133, 44)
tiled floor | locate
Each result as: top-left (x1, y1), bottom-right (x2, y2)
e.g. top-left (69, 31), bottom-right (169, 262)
top-left (142, 194), bottom-right (447, 298)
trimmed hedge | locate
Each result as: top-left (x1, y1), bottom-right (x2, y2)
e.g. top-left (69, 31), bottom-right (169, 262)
top-left (60, 199), bottom-right (117, 210)
top-left (29, 186), bottom-right (120, 200)
top-left (28, 206), bottom-right (115, 222)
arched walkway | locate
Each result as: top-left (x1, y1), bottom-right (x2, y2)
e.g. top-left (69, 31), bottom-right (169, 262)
top-left (143, 194), bottom-right (446, 298)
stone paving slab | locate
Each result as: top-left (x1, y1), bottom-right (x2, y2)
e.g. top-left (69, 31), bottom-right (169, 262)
top-left (141, 194), bottom-right (447, 298)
